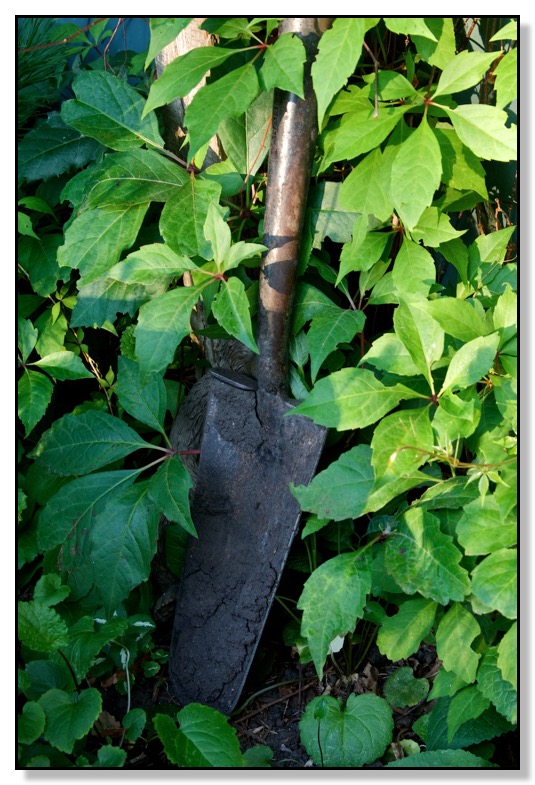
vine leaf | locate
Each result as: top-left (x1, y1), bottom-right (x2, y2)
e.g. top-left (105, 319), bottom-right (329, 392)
top-left (433, 51), bottom-right (498, 98)
top-left (116, 356), bottom-right (167, 436)
top-left (390, 118), bottom-right (442, 230)
top-left (154, 705), bottom-right (244, 767)
top-left (439, 332), bottom-right (500, 394)
top-left (29, 351), bottom-right (93, 381)
top-left (90, 482), bottom-right (160, 615)
top-left (145, 18), bottom-right (194, 69)
top-left (300, 693), bottom-right (393, 767)
top-left (393, 299), bottom-right (444, 394)
top-left (470, 548), bottom-right (517, 620)
top-left (456, 494), bottom-right (517, 555)
top-left (338, 148), bottom-right (393, 223)
top-left (109, 243), bottom-right (199, 286)
top-left (62, 71), bottom-right (163, 151)
top-left (291, 445), bottom-right (374, 521)
top-left (160, 179), bottom-right (222, 259)
top-left (38, 688), bottom-right (102, 755)
top-left (385, 507), bottom-right (470, 604)
top-left (211, 277), bottom-right (259, 354)
top-left (148, 456), bottom-right (196, 536)
top-left (371, 407), bottom-right (434, 480)
top-left (376, 598), bottom-right (438, 661)
top-left (18, 601), bottom-right (69, 653)
top-left (260, 33), bottom-right (306, 97)
top-left (426, 296), bottom-right (490, 342)
top-left (18, 369), bottom-right (53, 436)
top-left (442, 104), bottom-right (517, 162)
top-left (312, 18), bottom-right (366, 129)
top-left (29, 411), bottom-right (151, 475)
top-left (436, 602), bottom-right (481, 683)
top-left (321, 105), bottom-right (408, 170)
top-left (307, 305), bottom-right (365, 381)
top-left (392, 238), bottom-right (437, 301)
top-left (298, 550), bottom-right (372, 677)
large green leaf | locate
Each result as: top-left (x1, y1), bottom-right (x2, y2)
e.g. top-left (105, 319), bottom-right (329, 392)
top-left (436, 603), bottom-right (481, 683)
top-left (18, 369), bottom-right (53, 436)
top-left (144, 45), bottom-right (246, 115)
top-left (300, 693), bottom-right (393, 767)
top-left (145, 18), bottom-right (194, 69)
top-left (18, 601), bottom-right (69, 653)
top-left (18, 701), bottom-right (46, 746)
top-left (312, 18), bottom-right (365, 129)
top-left (422, 695), bottom-right (513, 752)
top-left (392, 238), bottom-right (437, 301)
top-left (434, 126), bottom-right (488, 198)
top-left (135, 285), bottom-right (204, 377)
top-left (18, 112), bottom-right (104, 183)
top-left (308, 305), bottom-right (365, 382)
top-left (81, 149), bottom-right (190, 209)
top-left (321, 104), bottom-right (408, 169)
top-left (426, 297), bottom-right (490, 342)
top-left (90, 482), bottom-right (160, 615)
top-left (184, 64), bottom-right (259, 161)
top-left (434, 51), bottom-right (498, 98)
top-left (371, 406), bottom-right (433, 480)
top-left (160, 178), bottom-right (221, 259)
top-left (292, 367), bottom-right (404, 431)
top-left (291, 445), bottom-right (374, 522)
top-left (385, 507), bottom-right (470, 604)
top-left (154, 705), bottom-right (244, 767)
top-left (384, 18), bottom-right (437, 39)
top-left (443, 104), bottom-right (517, 162)
top-left (37, 470), bottom-right (139, 553)
top-left (494, 47), bottom-right (517, 110)
top-left (30, 411), bottom-right (151, 475)
top-left (62, 71), bottom-right (164, 151)
top-left (412, 18), bottom-right (455, 70)
top-left (70, 274), bottom-right (168, 328)
top-left (109, 243), bottom-right (198, 287)
top-left (211, 277), bottom-right (258, 354)
top-left (18, 234), bottom-right (64, 297)
top-left (390, 118), bottom-right (442, 230)
top-left (457, 494), bottom-right (516, 555)
top-left (447, 686), bottom-right (490, 743)
top-left (116, 356), bottom-right (167, 435)
top-left (298, 550), bottom-right (372, 677)
top-left (306, 181), bottom-right (359, 252)
top-left (38, 688), bottom-right (102, 755)
top-left (440, 332), bottom-right (500, 394)
top-left (409, 207), bottom-right (467, 247)
top-left (497, 622), bottom-right (517, 690)
top-left (477, 647), bottom-right (517, 724)
top-left (58, 204), bottom-right (149, 284)
top-left (377, 598), bottom-right (437, 661)
top-left (218, 89), bottom-right (273, 179)
top-left (387, 749), bottom-right (496, 768)
top-left (148, 456), bottom-right (195, 535)
top-left (471, 548), bottom-right (517, 619)
top-left (362, 332), bottom-right (420, 376)
top-left (260, 33), bottom-right (306, 97)
top-left (29, 351), bottom-right (93, 381)
top-left (393, 300), bottom-right (444, 393)
top-left (338, 147), bottom-right (393, 223)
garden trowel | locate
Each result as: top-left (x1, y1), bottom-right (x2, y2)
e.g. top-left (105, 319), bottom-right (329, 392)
top-left (169, 18), bottom-right (332, 715)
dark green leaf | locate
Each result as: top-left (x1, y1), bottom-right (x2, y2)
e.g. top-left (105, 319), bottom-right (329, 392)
top-left (148, 456), bottom-right (195, 535)
top-left (18, 601), bottom-right (69, 653)
top-left (18, 369), bottom-right (53, 436)
top-left (387, 749), bottom-right (496, 768)
top-left (447, 686), bottom-right (490, 742)
top-left (160, 178), bottom-right (221, 259)
top-left (154, 705), bottom-right (244, 767)
top-left (18, 234), bottom-right (64, 297)
top-left (18, 701), bottom-right (46, 745)
top-left (383, 667), bottom-right (429, 707)
top-left (116, 356), bottom-right (167, 434)
top-left (218, 89), bottom-right (273, 178)
top-left (38, 688), bottom-right (102, 754)
top-left (436, 603), bottom-right (481, 683)
top-left (70, 275), bottom-right (168, 328)
top-left (212, 277), bottom-right (259, 353)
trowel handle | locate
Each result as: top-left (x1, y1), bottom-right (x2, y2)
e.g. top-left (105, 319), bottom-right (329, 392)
top-left (257, 18), bottom-right (333, 396)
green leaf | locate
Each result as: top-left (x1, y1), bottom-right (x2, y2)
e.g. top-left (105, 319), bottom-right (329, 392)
top-left (260, 33), bottom-right (306, 97)
top-left (377, 598), bottom-right (437, 661)
top-left (81, 149), bottom-right (190, 209)
top-left (300, 693), bottom-right (393, 767)
top-left (393, 300), bottom-right (444, 393)
top-left (30, 411), bottom-right (151, 475)
top-left (307, 181), bottom-right (359, 252)
top-left (321, 104), bottom-right (408, 169)
top-left (18, 601), bottom-right (69, 653)
top-left (211, 277), bottom-right (259, 354)
top-left (423, 695), bottom-right (513, 751)
top-left (145, 18), bottom-right (194, 69)
top-left (390, 118), bottom-right (442, 230)
top-left (135, 285), bottom-right (204, 377)
top-left (35, 309), bottom-right (68, 357)
top-left (384, 18), bottom-right (437, 40)
top-left (70, 275), bottom-right (168, 329)
top-left (447, 686), bottom-right (490, 743)
top-left (440, 332), bottom-right (500, 394)
top-left (435, 126), bottom-right (489, 198)
top-left (477, 647), bottom-right (517, 724)
top-left (160, 178), bottom-right (221, 259)
top-left (241, 745), bottom-right (273, 768)
top-left (18, 112), bottom-right (104, 183)
top-left (18, 701), bottom-right (46, 745)
top-left (38, 688), bottom-right (102, 755)
top-left (29, 351), bottom-right (93, 381)
top-left (96, 746), bottom-right (127, 768)
top-left (371, 407), bottom-right (433, 480)
top-left (312, 18), bottom-right (365, 129)
top-left (90, 482), bottom-right (160, 615)
top-left (426, 297), bottom-right (490, 342)
top-left (109, 244), bottom-right (198, 287)
top-left (218, 89), bottom-right (273, 178)
top-left (148, 456), bottom-right (195, 535)
top-left (18, 234), bottom-right (64, 297)
top-left (18, 369), bottom-right (53, 436)
top-left (471, 548), bottom-right (517, 619)
top-left (410, 207), bottom-right (467, 247)
top-left (292, 367), bottom-right (404, 431)
top-left (387, 749), bottom-right (496, 768)
top-left (490, 20), bottom-right (517, 41)
top-left (154, 705), bottom-right (244, 767)
top-left (58, 204), bottom-right (149, 285)
top-left (203, 202), bottom-right (231, 267)
top-left (432, 389), bottom-right (481, 443)
top-left (144, 45), bottom-right (246, 116)
top-left (123, 708), bottom-right (147, 743)
top-left (338, 148), bottom-right (393, 223)
top-left (298, 550), bottom-right (371, 677)
top-left (494, 48), bottom-right (517, 110)
top-left (184, 64), bottom-right (259, 161)
top-left (385, 507), bottom-right (470, 604)
top-left (291, 445), bottom-right (374, 522)
top-left (308, 306), bottom-right (365, 381)
top-left (436, 603), bottom-right (481, 683)
top-left (18, 318), bottom-right (38, 362)
top-left (63, 617), bottom-right (129, 683)
top-left (434, 51), bottom-right (498, 98)
top-left (457, 495), bottom-right (516, 555)
top-left (383, 667), bottom-right (429, 708)
top-left (493, 282), bottom-right (517, 349)
top-left (223, 240), bottom-right (266, 272)
top-left (498, 622), bottom-right (517, 690)
top-left (392, 238), bottom-right (437, 301)
top-left (442, 104), bottom-right (517, 162)
top-left (116, 356), bottom-right (167, 435)
top-left (362, 333), bottom-right (420, 376)
top-left (412, 18), bottom-right (455, 70)
top-left (33, 574), bottom-right (70, 607)
top-left (62, 71), bottom-right (163, 151)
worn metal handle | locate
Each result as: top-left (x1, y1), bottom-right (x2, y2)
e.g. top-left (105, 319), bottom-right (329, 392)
top-left (257, 18), bottom-right (333, 396)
